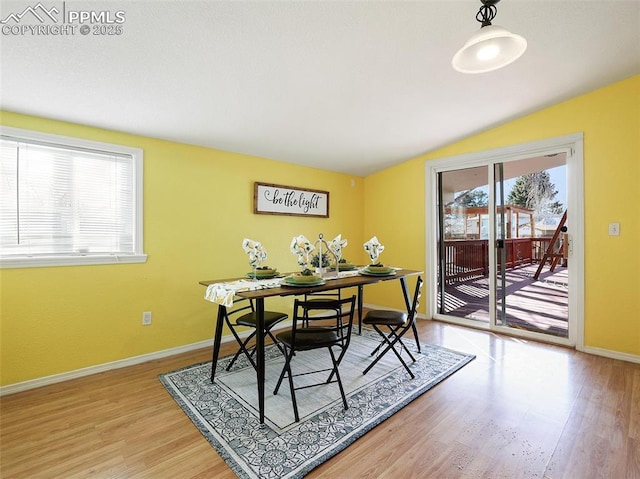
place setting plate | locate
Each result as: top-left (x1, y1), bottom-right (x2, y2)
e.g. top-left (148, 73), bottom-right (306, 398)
top-left (280, 275), bottom-right (326, 287)
top-left (359, 265), bottom-right (396, 277)
top-left (337, 263), bottom-right (357, 271)
top-left (246, 269), bottom-right (280, 280)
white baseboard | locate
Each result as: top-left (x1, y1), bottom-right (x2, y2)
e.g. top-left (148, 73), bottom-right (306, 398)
top-left (0, 310), bottom-right (363, 396)
top-left (5, 313), bottom-right (634, 396)
top-left (0, 320), bottom-right (297, 397)
top-left (366, 302), bottom-right (640, 364)
top-left (0, 338), bottom-right (204, 396)
top-left (0, 327), bottom-right (252, 397)
top-left (579, 345), bottom-right (640, 364)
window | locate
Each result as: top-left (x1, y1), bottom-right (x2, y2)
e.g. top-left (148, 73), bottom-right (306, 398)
top-left (0, 127), bottom-right (146, 268)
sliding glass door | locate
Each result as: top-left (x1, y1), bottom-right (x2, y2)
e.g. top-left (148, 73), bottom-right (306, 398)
top-left (494, 156), bottom-right (570, 338)
top-left (433, 150), bottom-right (572, 343)
top-left (436, 165), bottom-right (491, 324)
top-left (495, 163), bottom-right (507, 327)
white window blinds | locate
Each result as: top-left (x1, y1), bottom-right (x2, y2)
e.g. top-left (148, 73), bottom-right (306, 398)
top-left (0, 128), bottom-right (146, 268)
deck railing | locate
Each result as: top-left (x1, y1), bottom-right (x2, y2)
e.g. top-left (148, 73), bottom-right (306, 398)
top-left (442, 238), bottom-right (555, 284)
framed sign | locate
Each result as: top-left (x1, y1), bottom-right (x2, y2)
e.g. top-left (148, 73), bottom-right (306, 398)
top-left (254, 182), bottom-right (329, 218)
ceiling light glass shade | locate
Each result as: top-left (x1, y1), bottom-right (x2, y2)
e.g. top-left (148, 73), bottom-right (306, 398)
top-left (452, 24), bottom-right (527, 74)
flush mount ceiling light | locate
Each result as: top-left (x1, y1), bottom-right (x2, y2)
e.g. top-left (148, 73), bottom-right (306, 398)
top-left (452, 0), bottom-right (527, 74)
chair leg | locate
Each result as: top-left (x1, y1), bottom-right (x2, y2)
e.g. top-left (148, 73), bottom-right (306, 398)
top-left (273, 346), bottom-right (294, 395)
top-left (369, 326), bottom-right (413, 357)
top-left (384, 339), bottom-right (416, 379)
top-left (266, 329), bottom-right (286, 356)
top-left (368, 326), bottom-right (402, 358)
top-left (369, 325), bottom-right (416, 362)
top-left (239, 328), bottom-right (285, 366)
top-left (411, 321), bottom-right (421, 353)
top-left (274, 347), bottom-right (299, 422)
top-left (225, 348), bottom-right (244, 371)
top-left (287, 361), bottom-right (300, 422)
top-left (363, 325), bottom-right (415, 379)
top-left (326, 344), bottom-right (349, 383)
top-left (226, 330), bottom-right (257, 371)
top-left (363, 326), bottom-right (394, 375)
top-left (226, 323), bottom-right (285, 372)
top-left (370, 337), bottom-right (385, 356)
top-left (386, 326), bottom-right (416, 362)
top-left (328, 347), bottom-right (348, 411)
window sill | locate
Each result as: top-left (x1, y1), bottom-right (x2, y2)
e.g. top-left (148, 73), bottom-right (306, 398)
top-left (0, 254), bottom-right (148, 269)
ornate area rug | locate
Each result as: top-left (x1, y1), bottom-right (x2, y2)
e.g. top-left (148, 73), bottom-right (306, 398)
top-left (159, 329), bottom-right (475, 479)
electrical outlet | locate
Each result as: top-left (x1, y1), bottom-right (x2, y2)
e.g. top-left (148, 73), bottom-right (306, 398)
top-left (142, 311), bottom-right (152, 325)
top-left (608, 222), bottom-right (620, 236)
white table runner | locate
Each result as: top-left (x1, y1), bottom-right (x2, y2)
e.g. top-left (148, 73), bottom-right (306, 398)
top-left (204, 270), bottom-right (361, 306)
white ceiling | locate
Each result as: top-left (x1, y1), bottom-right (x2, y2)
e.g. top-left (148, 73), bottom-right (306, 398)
top-left (1, 1), bottom-right (639, 177)
top-left (441, 152), bottom-right (567, 193)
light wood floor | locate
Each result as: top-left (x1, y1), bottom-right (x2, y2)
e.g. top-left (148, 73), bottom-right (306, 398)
top-left (2, 320), bottom-right (639, 479)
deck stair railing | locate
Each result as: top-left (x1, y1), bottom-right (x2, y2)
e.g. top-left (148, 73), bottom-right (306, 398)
top-left (442, 237), bottom-right (544, 285)
top-left (442, 212), bottom-right (567, 285)
top-left (533, 211), bottom-right (567, 280)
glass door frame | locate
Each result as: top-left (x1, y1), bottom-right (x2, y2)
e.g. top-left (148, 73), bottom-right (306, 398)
top-left (494, 162), bottom-right (507, 327)
top-left (426, 134), bottom-right (584, 348)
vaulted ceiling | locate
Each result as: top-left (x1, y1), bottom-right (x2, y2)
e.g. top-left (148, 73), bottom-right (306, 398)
top-left (1, 1), bottom-right (639, 176)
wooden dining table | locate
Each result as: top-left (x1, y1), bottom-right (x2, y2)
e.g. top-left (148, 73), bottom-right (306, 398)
top-left (199, 268), bottom-right (422, 424)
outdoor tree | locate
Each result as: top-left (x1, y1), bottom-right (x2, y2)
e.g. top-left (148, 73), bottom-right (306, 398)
top-left (507, 172), bottom-right (563, 216)
top-left (456, 189), bottom-right (488, 208)
top-left (444, 189), bottom-right (489, 238)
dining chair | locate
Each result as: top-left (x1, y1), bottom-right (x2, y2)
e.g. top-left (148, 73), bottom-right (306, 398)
top-left (220, 297), bottom-right (288, 373)
top-left (302, 290), bottom-right (342, 326)
top-left (362, 276), bottom-right (423, 379)
top-left (273, 295), bottom-right (356, 422)
top-left (304, 289), bottom-right (342, 303)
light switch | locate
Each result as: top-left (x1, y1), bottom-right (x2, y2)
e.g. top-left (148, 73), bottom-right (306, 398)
top-left (608, 222), bottom-right (620, 236)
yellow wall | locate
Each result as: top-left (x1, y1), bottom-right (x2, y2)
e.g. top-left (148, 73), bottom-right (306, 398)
top-left (364, 74), bottom-right (640, 356)
top-left (2, 75), bottom-right (639, 387)
top-left (0, 112), bottom-right (365, 386)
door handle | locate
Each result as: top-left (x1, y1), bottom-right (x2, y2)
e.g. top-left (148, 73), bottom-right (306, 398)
top-left (496, 239), bottom-right (504, 249)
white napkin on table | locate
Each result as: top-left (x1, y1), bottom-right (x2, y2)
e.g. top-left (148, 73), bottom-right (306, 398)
top-left (242, 238), bottom-right (267, 268)
top-left (337, 270), bottom-right (360, 278)
top-left (328, 234), bottom-right (348, 262)
top-left (364, 236), bottom-right (385, 264)
top-left (290, 234), bottom-right (315, 269)
top-left (204, 278), bottom-right (282, 307)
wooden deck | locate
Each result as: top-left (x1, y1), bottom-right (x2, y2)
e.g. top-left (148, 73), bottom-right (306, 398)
top-left (440, 264), bottom-right (569, 337)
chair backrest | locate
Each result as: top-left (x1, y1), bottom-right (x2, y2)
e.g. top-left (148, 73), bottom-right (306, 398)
top-left (291, 295), bottom-right (356, 348)
top-left (304, 290), bottom-right (341, 302)
top-left (223, 297), bottom-right (254, 322)
top-left (303, 290), bottom-right (342, 320)
top-left (407, 276), bottom-right (424, 325)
